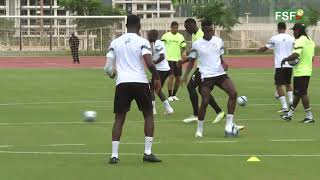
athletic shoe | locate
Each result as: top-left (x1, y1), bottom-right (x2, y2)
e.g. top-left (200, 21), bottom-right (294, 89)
top-left (277, 108), bottom-right (289, 113)
top-left (172, 96), bottom-right (180, 101)
top-left (153, 108), bottom-right (157, 115)
top-left (212, 111), bottom-right (225, 124)
top-left (300, 118), bottom-right (315, 123)
top-left (224, 125), bottom-right (239, 137)
top-left (236, 125), bottom-right (245, 131)
top-left (143, 153), bottom-right (162, 163)
top-left (281, 114), bottom-right (292, 121)
top-left (168, 96), bottom-right (174, 102)
top-left (182, 115), bottom-right (198, 123)
top-left (195, 130), bottom-right (203, 138)
top-left (164, 107), bottom-right (174, 115)
top-left (109, 157), bottom-right (120, 164)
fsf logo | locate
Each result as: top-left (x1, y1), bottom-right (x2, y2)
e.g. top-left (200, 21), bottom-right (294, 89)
top-left (275, 9), bottom-right (304, 22)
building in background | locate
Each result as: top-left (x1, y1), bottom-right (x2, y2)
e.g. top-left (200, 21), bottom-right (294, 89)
top-left (112, 0), bottom-right (175, 19)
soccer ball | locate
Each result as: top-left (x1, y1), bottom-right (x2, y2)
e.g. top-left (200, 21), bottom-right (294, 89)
top-left (237, 96), bottom-right (248, 106)
top-left (83, 111), bottom-right (97, 122)
top-left (225, 125), bottom-right (239, 137)
top-left (288, 58), bottom-right (300, 66)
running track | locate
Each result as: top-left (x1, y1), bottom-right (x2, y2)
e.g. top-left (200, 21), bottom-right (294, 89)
top-left (0, 56), bottom-right (319, 68)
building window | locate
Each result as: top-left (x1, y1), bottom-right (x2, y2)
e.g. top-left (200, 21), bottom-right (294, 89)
top-left (160, 14), bottom-right (171, 18)
top-left (146, 14), bottom-right (152, 18)
top-left (57, 10), bottom-right (66, 16)
top-left (0, 0), bottom-right (5, 6)
top-left (0, 10), bottom-right (5, 15)
top-left (160, 4), bottom-right (171, 10)
top-left (30, 0), bottom-right (37, 6)
top-left (137, 14), bottom-right (143, 19)
top-left (21, 0), bottom-right (27, 6)
top-left (44, 0), bottom-right (53, 6)
top-left (147, 4), bottom-right (157, 10)
top-left (137, 4), bottom-right (143, 10)
top-left (30, 10), bottom-right (37, 15)
top-left (21, 10), bottom-right (28, 15)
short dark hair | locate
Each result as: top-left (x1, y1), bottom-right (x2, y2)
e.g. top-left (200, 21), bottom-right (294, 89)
top-left (171, 21), bottom-right (179, 27)
top-left (201, 19), bottom-right (213, 27)
top-left (184, 18), bottom-right (196, 25)
top-left (277, 22), bottom-right (286, 30)
top-left (126, 15), bottom-right (140, 27)
top-left (148, 29), bottom-right (159, 38)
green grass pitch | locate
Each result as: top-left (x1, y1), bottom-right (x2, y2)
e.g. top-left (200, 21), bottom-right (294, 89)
top-left (0, 68), bottom-right (319, 180)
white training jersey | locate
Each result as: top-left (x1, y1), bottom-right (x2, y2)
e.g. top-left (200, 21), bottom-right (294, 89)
top-left (265, 33), bottom-right (295, 68)
top-left (153, 40), bottom-right (170, 71)
top-left (189, 36), bottom-right (226, 79)
top-left (106, 33), bottom-right (152, 85)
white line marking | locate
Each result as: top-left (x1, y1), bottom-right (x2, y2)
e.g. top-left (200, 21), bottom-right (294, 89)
top-left (269, 139), bottom-right (317, 142)
top-left (194, 141), bottom-right (238, 144)
top-left (39, 144), bottom-right (86, 147)
top-left (0, 119), bottom-right (283, 126)
top-left (121, 142), bottom-right (160, 145)
top-left (0, 145), bottom-right (14, 148)
top-left (0, 100), bottom-right (112, 106)
top-left (1, 151), bottom-right (320, 157)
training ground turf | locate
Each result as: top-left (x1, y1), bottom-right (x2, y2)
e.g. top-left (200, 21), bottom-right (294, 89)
top-left (0, 56), bottom-right (320, 180)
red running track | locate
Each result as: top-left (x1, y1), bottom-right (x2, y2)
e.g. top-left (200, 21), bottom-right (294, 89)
top-left (0, 56), bottom-right (319, 68)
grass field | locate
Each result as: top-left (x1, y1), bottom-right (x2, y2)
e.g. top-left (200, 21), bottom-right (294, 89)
top-left (1, 68), bottom-right (320, 180)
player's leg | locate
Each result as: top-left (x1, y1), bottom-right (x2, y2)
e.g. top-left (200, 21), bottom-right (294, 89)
top-left (76, 48), bottom-right (80, 63)
top-left (158, 71), bottom-right (173, 114)
top-left (297, 77), bottom-right (314, 123)
top-left (196, 78), bottom-right (214, 137)
top-left (71, 48), bottom-right (76, 63)
top-left (183, 69), bottom-right (200, 123)
top-left (134, 83), bottom-right (161, 162)
top-left (172, 62), bottom-right (182, 100)
top-left (167, 61), bottom-right (174, 101)
top-left (110, 84), bottom-right (133, 164)
top-left (285, 68), bottom-right (293, 105)
top-left (216, 75), bottom-right (240, 136)
top-left (149, 81), bottom-right (157, 115)
top-left (275, 68), bottom-right (289, 112)
top-left (282, 76), bottom-right (303, 121)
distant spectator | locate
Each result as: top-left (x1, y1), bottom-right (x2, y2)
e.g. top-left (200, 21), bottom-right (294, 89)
top-left (69, 33), bottom-right (80, 64)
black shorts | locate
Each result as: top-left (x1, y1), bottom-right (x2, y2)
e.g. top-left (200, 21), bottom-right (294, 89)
top-left (168, 61), bottom-right (182, 76)
top-left (201, 74), bottom-right (229, 90)
top-left (188, 68), bottom-right (202, 89)
top-left (274, 68), bottom-right (292, 85)
top-left (151, 70), bottom-right (170, 86)
top-left (114, 83), bottom-right (152, 113)
top-left (293, 76), bottom-right (310, 96)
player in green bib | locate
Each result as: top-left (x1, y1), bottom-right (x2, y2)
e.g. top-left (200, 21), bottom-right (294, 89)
top-left (281, 23), bottom-right (315, 123)
top-left (182, 18), bottom-right (225, 124)
top-left (161, 21), bottom-right (187, 101)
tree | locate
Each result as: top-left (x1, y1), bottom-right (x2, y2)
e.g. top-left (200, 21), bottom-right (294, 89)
top-left (193, 1), bottom-right (240, 33)
top-left (59, 0), bottom-right (125, 30)
top-left (302, 7), bottom-right (320, 39)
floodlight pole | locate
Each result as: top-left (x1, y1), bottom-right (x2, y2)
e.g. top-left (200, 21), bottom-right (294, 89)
top-left (49, 0), bottom-right (52, 51)
top-left (19, 1), bottom-right (22, 51)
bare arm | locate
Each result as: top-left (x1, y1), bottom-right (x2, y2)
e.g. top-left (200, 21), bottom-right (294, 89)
top-left (144, 54), bottom-right (161, 93)
top-left (154, 53), bottom-right (165, 64)
top-left (281, 53), bottom-right (300, 67)
top-left (220, 55), bottom-right (229, 71)
top-left (258, 46), bottom-right (269, 52)
top-left (181, 57), bottom-right (195, 85)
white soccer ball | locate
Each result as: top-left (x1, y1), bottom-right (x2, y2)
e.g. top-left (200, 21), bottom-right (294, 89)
top-left (83, 111), bottom-right (97, 122)
top-left (237, 96), bottom-right (248, 106)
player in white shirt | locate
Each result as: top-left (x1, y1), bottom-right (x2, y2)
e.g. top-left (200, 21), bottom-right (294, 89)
top-left (104, 15), bottom-right (161, 164)
top-left (147, 29), bottom-right (174, 115)
top-left (258, 22), bottom-right (295, 113)
top-left (181, 19), bottom-right (244, 137)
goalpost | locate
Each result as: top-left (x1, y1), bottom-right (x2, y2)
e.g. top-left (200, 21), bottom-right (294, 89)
top-left (0, 16), bottom-right (127, 56)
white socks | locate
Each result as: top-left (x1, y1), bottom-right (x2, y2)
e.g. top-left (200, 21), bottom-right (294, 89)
top-left (288, 107), bottom-right (295, 117)
top-left (163, 100), bottom-right (170, 108)
top-left (305, 108), bottom-right (313, 119)
top-left (225, 114), bottom-right (234, 131)
top-left (111, 141), bottom-right (120, 158)
top-left (144, 136), bottom-right (153, 155)
top-left (287, 91), bottom-right (293, 104)
top-left (279, 96), bottom-right (288, 109)
top-left (197, 120), bottom-right (204, 133)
